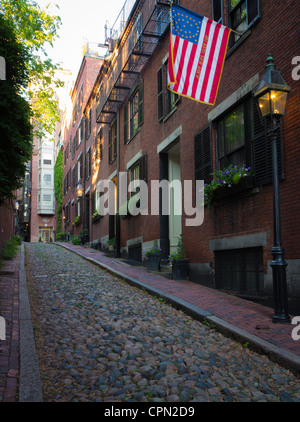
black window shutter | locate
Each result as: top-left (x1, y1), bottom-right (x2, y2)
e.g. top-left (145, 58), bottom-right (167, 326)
top-left (247, 0), bottom-right (260, 27)
top-left (253, 100), bottom-right (283, 185)
top-left (157, 66), bottom-right (164, 121)
top-left (108, 129), bottom-right (112, 163)
top-left (194, 125), bottom-right (212, 185)
top-left (139, 153), bottom-right (148, 183)
top-left (138, 81), bottom-right (144, 126)
top-left (212, 0), bottom-right (222, 23)
top-left (124, 104), bottom-right (128, 143)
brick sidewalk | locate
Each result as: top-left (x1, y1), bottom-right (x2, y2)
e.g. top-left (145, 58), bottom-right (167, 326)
top-left (0, 248), bottom-right (20, 402)
top-left (58, 242), bottom-right (300, 374)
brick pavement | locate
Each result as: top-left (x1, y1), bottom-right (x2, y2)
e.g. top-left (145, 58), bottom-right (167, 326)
top-left (0, 248), bottom-right (20, 402)
top-left (57, 242), bottom-right (300, 374)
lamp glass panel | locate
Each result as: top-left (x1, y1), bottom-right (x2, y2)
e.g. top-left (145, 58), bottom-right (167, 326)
top-left (258, 92), bottom-right (271, 117)
top-left (271, 90), bottom-right (288, 116)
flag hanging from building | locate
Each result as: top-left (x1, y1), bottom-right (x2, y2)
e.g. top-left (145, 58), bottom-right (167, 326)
top-left (168, 3), bottom-right (231, 106)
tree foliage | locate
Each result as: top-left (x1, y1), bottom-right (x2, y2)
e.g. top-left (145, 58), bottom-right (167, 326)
top-left (0, 13), bottom-right (32, 201)
top-left (0, 0), bottom-right (63, 139)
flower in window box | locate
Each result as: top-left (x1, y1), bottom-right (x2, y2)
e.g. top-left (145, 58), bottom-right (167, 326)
top-left (204, 164), bottom-right (253, 207)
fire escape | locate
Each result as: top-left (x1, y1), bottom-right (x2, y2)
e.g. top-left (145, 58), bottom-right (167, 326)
top-left (96, 0), bottom-right (171, 124)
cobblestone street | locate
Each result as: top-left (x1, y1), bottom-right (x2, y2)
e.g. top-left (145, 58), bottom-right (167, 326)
top-left (23, 243), bottom-right (300, 402)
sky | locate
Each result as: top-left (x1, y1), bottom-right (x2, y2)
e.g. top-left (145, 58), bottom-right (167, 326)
top-left (36, 0), bottom-right (127, 76)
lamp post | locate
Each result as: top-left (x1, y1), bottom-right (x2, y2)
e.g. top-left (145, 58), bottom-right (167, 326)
top-left (76, 184), bottom-right (89, 244)
top-left (254, 54), bottom-right (291, 323)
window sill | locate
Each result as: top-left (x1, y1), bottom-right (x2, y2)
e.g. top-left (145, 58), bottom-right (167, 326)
top-left (162, 106), bottom-right (178, 123)
top-left (125, 127), bottom-right (141, 145)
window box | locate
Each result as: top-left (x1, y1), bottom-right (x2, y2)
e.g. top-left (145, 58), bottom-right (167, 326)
top-left (212, 175), bottom-right (255, 202)
top-left (92, 214), bottom-right (102, 224)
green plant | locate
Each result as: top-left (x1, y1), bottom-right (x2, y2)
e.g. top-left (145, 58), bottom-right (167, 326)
top-left (91, 209), bottom-right (99, 219)
top-left (204, 164), bottom-right (253, 207)
top-left (1, 239), bottom-right (18, 260)
top-left (142, 240), bottom-right (161, 261)
top-left (12, 235), bottom-right (22, 245)
top-left (71, 235), bottom-right (81, 245)
top-left (79, 229), bottom-right (88, 236)
top-left (106, 237), bottom-right (116, 247)
top-left (74, 216), bottom-right (81, 224)
top-left (55, 232), bottom-right (66, 241)
top-left (168, 235), bottom-right (186, 264)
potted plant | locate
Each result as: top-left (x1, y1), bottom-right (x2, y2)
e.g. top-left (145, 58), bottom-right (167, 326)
top-left (143, 242), bottom-right (161, 271)
top-left (106, 236), bottom-right (116, 251)
top-left (169, 236), bottom-right (189, 281)
top-left (204, 164), bottom-right (254, 207)
top-left (79, 229), bottom-right (89, 245)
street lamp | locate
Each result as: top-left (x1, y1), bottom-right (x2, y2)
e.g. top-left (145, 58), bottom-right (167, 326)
top-left (76, 183), bottom-right (89, 244)
top-left (76, 184), bottom-right (84, 198)
top-left (254, 54), bottom-right (291, 324)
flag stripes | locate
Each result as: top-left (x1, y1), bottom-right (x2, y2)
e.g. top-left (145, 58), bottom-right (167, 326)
top-left (168, 4), bottom-right (231, 106)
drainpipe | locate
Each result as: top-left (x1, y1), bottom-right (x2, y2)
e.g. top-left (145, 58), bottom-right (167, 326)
top-left (115, 110), bottom-right (121, 258)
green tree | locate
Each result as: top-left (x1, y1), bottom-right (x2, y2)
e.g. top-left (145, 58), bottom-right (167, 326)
top-left (0, 13), bottom-right (33, 201)
top-left (0, 0), bottom-right (63, 139)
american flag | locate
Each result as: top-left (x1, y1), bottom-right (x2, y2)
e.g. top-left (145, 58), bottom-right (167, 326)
top-left (168, 4), bottom-right (231, 106)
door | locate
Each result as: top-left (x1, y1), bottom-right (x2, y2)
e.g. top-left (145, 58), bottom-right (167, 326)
top-left (168, 147), bottom-right (182, 254)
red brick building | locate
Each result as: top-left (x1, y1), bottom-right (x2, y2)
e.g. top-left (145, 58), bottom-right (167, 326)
top-left (62, 49), bottom-right (103, 239)
top-left (61, 0), bottom-right (300, 313)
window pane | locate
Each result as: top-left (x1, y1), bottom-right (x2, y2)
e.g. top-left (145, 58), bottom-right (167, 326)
top-left (229, 0), bottom-right (242, 11)
top-left (224, 104), bottom-right (245, 153)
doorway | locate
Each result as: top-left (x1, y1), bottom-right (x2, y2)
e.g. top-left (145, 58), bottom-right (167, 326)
top-left (168, 143), bottom-right (182, 254)
top-left (38, 227), bottom-right (53, 242)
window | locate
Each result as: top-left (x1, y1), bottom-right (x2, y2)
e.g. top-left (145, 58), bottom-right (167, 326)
top-left (72, 136), bottom-right (76, 158)
top-left (43, 194), bottom-right (51, 202)
top-left (95, 128), bottom-right (103, 163)
top-left (77, 154), bottom-right (83, 182)
top-left (157, 61), bottom-right (179, 121)
top-left (227, 0), bottom-right (260, 46)
top-left (128, 154), bottom-right (147, 198)
top-left (109, 120), bottom-right (117, 163)
top-left (72, 166), bottom-right (76, 192)
top-left (78, 120), bottom-right (83, 147)
top-left (86, 148), bottom-right (91, 179)
top-left (124, 82), bottom-right (143, 143)
top-left (64, 142), bottom-right (69, 164)
top-left (86, 109), bottom-right (92, 140)
top-left (43, 174), bottom-right (51, 186)
top-left (215, 247), bottom-right (264, 296)
top-left (43, 159), bottom-right (52, 165)
top-left (130, 162), bottom-right (140, 198)
top-left (216, 98), bottom-right (252, 169)
top-left (215, 97), bottom-right (283, 185)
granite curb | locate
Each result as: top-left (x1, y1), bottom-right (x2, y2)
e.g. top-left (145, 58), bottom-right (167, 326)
top-left (18, 243), bottom-right (43, 402)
